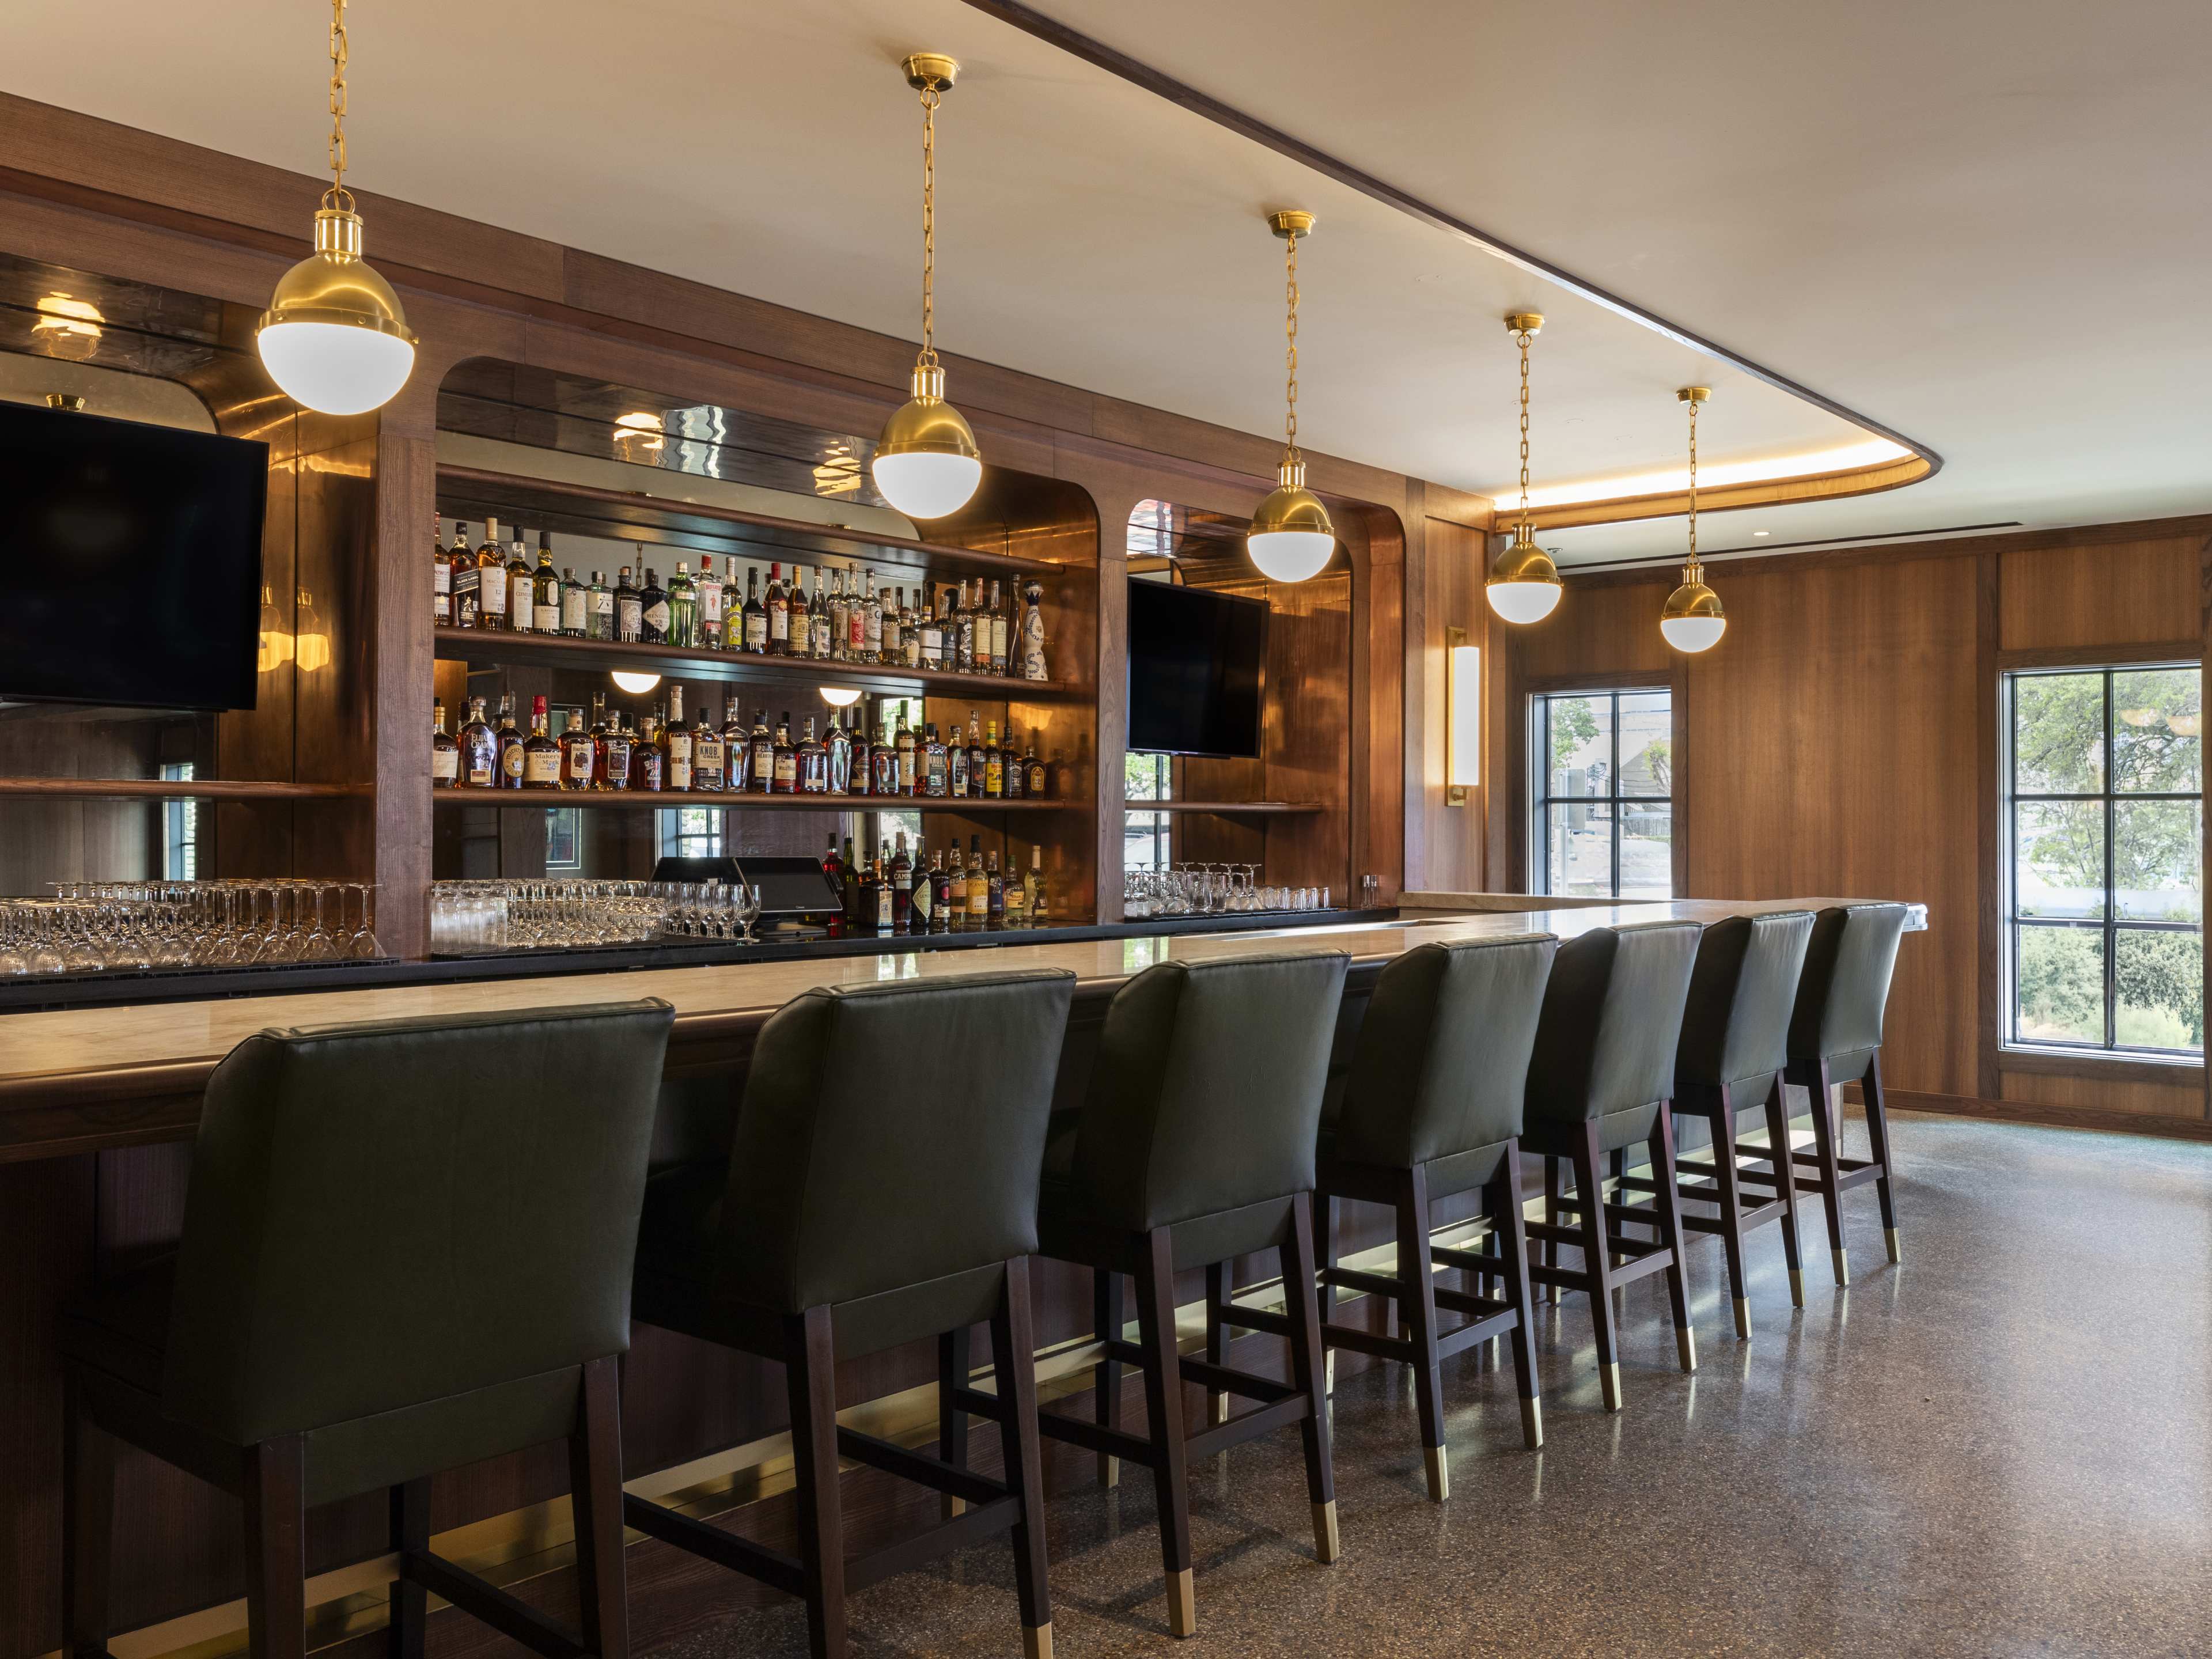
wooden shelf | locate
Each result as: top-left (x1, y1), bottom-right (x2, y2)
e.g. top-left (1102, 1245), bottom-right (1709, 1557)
top-left (0, 778), bottom-right (368, 801)
top-left (433, 626), bottom-right (1086, 703)
top-left (1127, 801), bottom-right (1326, 816)
top-left (434, 790), bottom-right (1088, 812)
top-left (436, 464), bottom-right (1066, 583)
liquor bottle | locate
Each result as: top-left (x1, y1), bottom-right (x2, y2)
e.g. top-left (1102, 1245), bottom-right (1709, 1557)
top-left (783, 566), bottom-right (809, 660)
top-left (984, 720), bottom-right (1005, 798)
top-left (986, 579), bottom-right (1008, 675)
top-left (825, 709), bottom-right (853, 794)
top-left (533, 536), bottom-right (562, 635)
top-left (922, 723), bottom-right (949, 797)
top-left (579, 571), bottom-right (606, 641)
top-left (458, 696), bottom-right (497, 787)
top-left (965, 836), bottom-right (989, 927)
top-left (507, 533), bottom-right (535, 633)
top-left (895, 706), bottom-right (918, 796)
top-left (955, 580), bottom-right (977, 673)
top-left (850, 704), bottom-right (874, 797)
top-left (839, 834), bottom-right (861, 930)
top-left (639, 568), bottom-right (670, 643)
top-left (560, 702), bottom-right (596, 790)
top-left (615, 566), bottom-right (642, 642)
top-left (986, 850), bottom-right (1006, 927)
top-left (1020, 579), bottom-right (1048, 680)
top-left (698, 555), bottom-right (725, 650)
top-left (861, 852), bottom-right (892, 935)
top-left (948, 717), bottom-right (970, 798)
top-left (797, 715), bottom-right (828, 794)
top-left (919, 586), bottom-right (944, 669)
top-left (881, 588), bottom-right (903, 667)
top-left (1004, 729), bottom-right (1025, 799)
top-left (827, 569), bottom-right (850, 662)
top-left (1027, 844), bottom-right (1050, 926)
top-left (521, 695), bottom-right (562, 790)
top-left (432, 512), bottom-right (452, 626)
top-left (475, 517), bottom-right (508, 631)
top-left (1002, 849), bottom-right (1027, 927)
top-left (448, 521), bottom-right (480, 628)
top-left (809, 569), bottom-right (833, 659)
top-left (694, 700), bottom-right (726, 792)
top-left (720, 702), bottom-right (748, 790)
top-left (494, 693), bottom-right (525, 790)
top-left (925, 851), bottom-right (950, 934)
top-left (560, 566), bottom-right (588, 637)
top-left (602, 707), bottom-right (632, 791)
top-left (1047, 749), bottom-right (1069, 801)
top-left (668, 563), bottom-right (697, 649)
top-left (909, 840), bottom-right (931, 934)
top-left (861, 570), bottom-right (882, 662)
top-left (771, 711), bottom-right (797, 794)
top-left (732, 567), bottom-right (759, 653)
top-left (821, 832), bottom-right (840, 880)
top-left (869, 710), bottom-right (899, 797)
top-left (748, 708), bottom-right (774, 794)
top-left (1025, 742), bottom-right (1047, 798)
top-left (966, 711), bottom-right (986, 795)
top-left (664, 685), bottom-right (694, 790)
top-left (889, 832), bottom-right (913, 934)
top-left (764, 562), bottom-right (788, 656)
top-left (431, 698), bottom-right (459, 786)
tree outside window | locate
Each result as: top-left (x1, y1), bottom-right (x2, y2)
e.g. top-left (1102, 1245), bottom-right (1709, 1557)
top-left (1529, 690), bottom-right (1673, 899)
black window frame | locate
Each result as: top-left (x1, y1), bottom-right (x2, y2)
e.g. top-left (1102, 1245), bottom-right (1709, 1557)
top-left (1528, 687), bottom-right (1674, 899)
top-left (1124, 750), bottom-right (1173, 872)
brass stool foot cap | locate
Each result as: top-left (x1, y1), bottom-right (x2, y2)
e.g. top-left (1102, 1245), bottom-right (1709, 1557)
top-left (1024, 1623), bottom-right (1055, 1659)
top-left (1313, 1499), bottom-right (1342, 1562)
top-left (1521, 1395), bottom-right (1544, 1449)
top-left (1832, 1247), bottom-right (1850, 1285)
top-left (1732, 1296), bottom-right (1752, 1340)
top-left (1601, 1362), bottom-right (1624, 1412)
top-left (1099, 1454), bottom-right (1119, 1490)
top-left (1677, 1327), bottom-right (1698, 1373)
top-left (1885, 1227), bottom-right (1902, 1264)
top-left (1423, 1445), bottom-right (1449, 1502)
top-left (1788, 1267), bottom-right (1806, 1307)
top-left (1324, 1349), bottom-right (1336, 1395)
top-left (1211, 1394), bottom-right (1229, 1427)
top-left (1166, 1569), bottom-right (1196, 1637)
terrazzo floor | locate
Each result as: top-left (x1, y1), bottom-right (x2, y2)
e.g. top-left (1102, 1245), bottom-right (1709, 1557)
top-left (660, 1113), bottom-right (2212, 1657)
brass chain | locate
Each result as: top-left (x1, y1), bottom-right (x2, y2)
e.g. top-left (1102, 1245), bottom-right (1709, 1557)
top-left (1685, 396), bottom-right (1700, 575)
top-left (1283, 230), bottom-right (1301, 457)
top-left (918, 78), bottom-right (940, 369)
top-left (1515, 324), bottom-right (1533, 529)
top-left (325, 0), bottom-right (351, 210)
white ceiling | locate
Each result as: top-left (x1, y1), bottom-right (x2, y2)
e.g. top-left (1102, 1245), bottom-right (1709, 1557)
top-left (3, 1), bottom-right (2206, 566)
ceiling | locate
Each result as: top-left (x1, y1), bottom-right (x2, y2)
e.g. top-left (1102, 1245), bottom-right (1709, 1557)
top-left (2, 1), bottom-right (2205, 566)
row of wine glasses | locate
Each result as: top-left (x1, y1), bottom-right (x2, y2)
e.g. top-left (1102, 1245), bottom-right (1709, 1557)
top-left (429, 880), bottom-right (762, 955)
top-left (1123, 865), bottom-right (1331, 919)
top-left (0, 881), bottom-right (381, 978)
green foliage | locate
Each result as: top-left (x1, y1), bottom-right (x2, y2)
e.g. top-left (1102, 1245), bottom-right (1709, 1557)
top-left (1548, 697), bottom-right (1600, 777)
top-left (2014, 923), bottom-right (2203, 1051)
top-left (2014, 669), bottom-right (2202, 905)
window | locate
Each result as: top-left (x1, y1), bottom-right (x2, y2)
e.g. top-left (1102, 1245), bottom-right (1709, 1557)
top-left (658, 806), bottom-right (724, 861)
top-left (1529, 689), bottom-right (1672, 898)
top-left (1125, 752), bottom-right (1173, 872)
top-left (2006, 665), bottom-right (2202, 1056)
top-left (160, 762), bottom-right (198, 880)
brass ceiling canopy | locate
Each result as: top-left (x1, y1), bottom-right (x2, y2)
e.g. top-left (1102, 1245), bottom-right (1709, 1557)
top-left (1246, 210), bottom-right (1336, 583)
top-left (1660, 385), bottom-right (1726, 653)
top-left (1486, 312), bottom-right (1563, 624)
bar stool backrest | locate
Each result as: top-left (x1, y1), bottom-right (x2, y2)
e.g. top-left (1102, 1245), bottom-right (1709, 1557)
top-left (1525, 921), bottom-right (1702, 1125)
top-left (1335, 934), bottom-right (1556, 1168)
top-left (1074, 952), bottom-right (1350, 1232)
top-left (1787, 903), bottom-right (1910, 1081)
top-left (1675, 911), bottom-right (1815, 1099)
top-left (163, 1001), bottom-right (675, 1457)
top-left (719, 971), bottom-right (1075, 1313)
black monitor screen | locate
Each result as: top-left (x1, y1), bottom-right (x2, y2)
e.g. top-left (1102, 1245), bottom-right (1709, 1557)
top-left (0, 400), bottom-right (267, 711)
top-left (1126, 578), bottom-right (1268, 758)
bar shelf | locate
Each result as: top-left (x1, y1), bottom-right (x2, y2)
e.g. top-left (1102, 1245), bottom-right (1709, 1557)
top-left (433, 791), bottom-right (1089, 812)
top-left (0, 778), bottom-right (369, 801)
top-left (1128, 801), bottom-right (1325, 815)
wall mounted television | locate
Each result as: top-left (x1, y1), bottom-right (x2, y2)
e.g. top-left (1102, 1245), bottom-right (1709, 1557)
top-left (1126, 577), bottom-right (1268, 758)
top-left (0, 399), bottom-right (267, 711)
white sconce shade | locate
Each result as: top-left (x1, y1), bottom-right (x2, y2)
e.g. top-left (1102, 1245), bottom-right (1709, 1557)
top-left (1446, 630), bottom-right (1479, 805)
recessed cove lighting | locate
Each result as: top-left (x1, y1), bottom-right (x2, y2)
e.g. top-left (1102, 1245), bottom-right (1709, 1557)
top-left (1752, 529), bottom-right (1771, 537)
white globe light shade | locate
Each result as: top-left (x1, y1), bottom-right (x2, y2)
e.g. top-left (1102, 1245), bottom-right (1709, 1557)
top-left (610, 671), bottom-right (662, 695)
top-left (1486, 581), bottom-right (1563, 625)
top-left (819, 685), bottom-right (862, 707)
top-left (1660, 613), bottom-right (1727, 653)
top-left (1245, 529), bottom-right (1336, 584)
top-left (870, 450), bottom-right (982, 520)
top-left (257, 322), bottom-right (415, 416)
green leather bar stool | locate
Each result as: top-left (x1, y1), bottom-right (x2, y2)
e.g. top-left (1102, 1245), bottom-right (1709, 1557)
top-left (624, 970), bottom-right (1075, 1659)
top-left (1023, 951), bottom-right (1349, 1639)
top-left (59, 1000), bottom-right (676, 1659)
top-left (1312, 933), bottom-right (1556, 1501)
top-left (1627, 911), bottom-right (1815, 1339)
top-left (1523, 920), bottom-right (1702, 1411)
top-left (1779, 902), bottom-right (1910, 1282)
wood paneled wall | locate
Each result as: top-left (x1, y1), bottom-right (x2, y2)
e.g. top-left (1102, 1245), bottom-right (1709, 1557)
top-left (1485, 518), bottom-right (2212, 1134)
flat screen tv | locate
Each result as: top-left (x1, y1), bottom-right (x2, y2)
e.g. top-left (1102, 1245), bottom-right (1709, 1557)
top-left (0, 400), bottom-right (267, 711)
top-left (1126, 578), bottom-right (1268, 758)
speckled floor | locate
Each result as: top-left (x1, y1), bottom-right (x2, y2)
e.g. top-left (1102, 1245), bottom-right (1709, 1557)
top-left (660, 1114), bottom-right (2212, 1658)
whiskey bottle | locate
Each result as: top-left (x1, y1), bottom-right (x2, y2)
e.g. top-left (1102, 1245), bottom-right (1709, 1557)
top-left (772, 711), bottom-right (797, 794)
top-left (632, 714), bottom-right (665, 793)
top-left (433, 512), bottom-right (452, 626)
top-left (869, 710), bottom-right (899, 797)
top-left (1025, 742), bottom-right (1048, 798)
top-left (533, 536), bottom-right (562, 635)
top-left (431, 698), bottom-right (459, 786)
top-left (950, 580), bottom-right (973, 673)
top-left (965, 836), bottom-right (989, 927)
top-left (983, 720), bottom-right (1005, 798)
top-left (694, 700), bottom-right (727, 792)
top-left (748, 708), bottom-right (774, 794)
top-left (855, 570), bottom-right (878, 662)
top-left (614, 566), bottom-right (642, 643)
top-left (738, 567), bottom-right (766, 653)
top-left (640, 568), bottom-right (671, 644)
top-left (522, 695), bottom-right (562, 790)
top-left (664, 685), bottom-right (694, 791)
top-left (668, 563), bottom-right (697, 649)
top-left (809, 568), bottom-right (834, 659)
top-left (560, 702), bottom-right (596, 790)
top-left (560, 566), bottom-right (588, 637)
top-left (797, 715), bottom-right (828, 794)
top-left (766, 562), bottom-right (789, 656)
top-left (987, 579), bottom-right (1009, 675)
top-left (1027, 844), bottom-right (1050, 926)
top-left (895, 706), bottom-right (918, 796)
top-left (697, 555), bottom-right (725, 650)
top-left (881, 587), bottom-right (903, 666)
top-left (827, 569), bottom-right (850, 662)
top-left (494, 692), bottom-right (525, 790)
top-left (922, 723), bottom-right (949, 797)
top-left (889, 832), bottom-right (913, 934)
top-left (475, 517), bottom-right (508, 631)
top-left (986, 850), bottom-right (1006, 927)
top-left (458, 695), bottom-right (497, 787)
top-left (602, 708), bottom-right (633, 791)
top-left (448, 521), bottom-right (479, 628)
top-left (783, 566), bottom-right (808, 660)
top-left (506, 533), bottom-right (535, 633)
top-left (919, 587), bottom-right (944, 669)
top-left (825, 710), bottom-right (853, 795)
top-left (966, 711), bottom-right (986, 795)
top-left (1019, 579), bottom-right (1048, 680)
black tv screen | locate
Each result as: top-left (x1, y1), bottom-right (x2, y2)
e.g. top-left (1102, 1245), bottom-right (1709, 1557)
top-left (1127, 578), bottom-right (1268, 758)
top-left (0, 400), bottom-right (267, 711)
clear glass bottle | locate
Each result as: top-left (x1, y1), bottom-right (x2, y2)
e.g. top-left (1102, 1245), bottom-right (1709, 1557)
top-left (507, 533), bottom-right (535, 633)
top-left (431, 698), bottom-right (458, 786)
top-left (986, 579), bottom-right (1007, 675)
top-left (748, 708), bottom-right (775, 794)
top-left (457, 695), bottom-right (497, 787)
top-left (720, 703), bottom-right (748, 791)
top-left (560, 566), bottom-right (587, 637)
top-left (561, 700), bottom-right (596, 790)
top-left (697, 555), bottom-right (725, 650)
top-left (919, 585), bottom-right (944, 669)
top-left (664, 685), bottom-right (693, 790)
top-left (475, 517), bottom-right (508, 632)
top-left (772, 711), bottom-right (797, 794)
top-left (494, 692), bottom-right (525, 790)
top-left (810, 568), bottom-right (833, 658)
top-left (667, 563), bottom-right (697, 649)
top-left (694, 699), bottom-right (726, 792)
top-left (1027, 844), bottom-right (1050, 926)
top-left (895, 706), bottom-right (918, 796)
top-left (631, 713), bottom-right (664, 793)
top-left (882, 587), bottom-right (903, 666)
top-left (1019, 578), bottom-right (1048, 680)
top-left (825, 709), bottom-right (853, 795)
top-left (922, 723), bottom-right (949, 797)
top-left (797, 715), bottom-right (828, 794)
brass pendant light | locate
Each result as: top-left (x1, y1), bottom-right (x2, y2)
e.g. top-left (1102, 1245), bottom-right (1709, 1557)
top-left (1659, 387), bottom-right (1726, 653)
top-left (1245, 210), bottom-right (1336, 583)
top-left (870, 53), bottom-right (983, 521)
top-left (255, 0), bottom-right (418, 415)
top-left (1486, 313), bottom-right (1563, 624)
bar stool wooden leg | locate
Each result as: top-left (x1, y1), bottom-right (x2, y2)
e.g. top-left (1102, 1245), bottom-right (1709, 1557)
top-left (783, 1307), bottom-right (847, 1659)
top-left (387, 1478), bottom-right (430, 1659)
top-left (1393, 1166), bottom-right (1448, 1501)
top-left (1804, 1063), bottom-right (1851, 1284)
top-left (1318, 1189), bottom-right (1338, 1394)
top-left (1542, 1154), bottom-right (1562, 1304)
top-left (1091, 1268), bottom-right (1123, 1490)
top-left (62, 1376), bottom-right (115, 1659)
top-left (1705, 1089), bottom-right (1752, 1340)
top-left (1283, 1193), bottom-right (1339, 1559)
top-left (1133, 1229), bottom-right (1195, 1638)
top-left (243, 1435), bottom-right (307, 1659)
top-left (569, 1357), bottom-right (628, 1659)
top-left (1569, 1124), bottom-right (1623, 1411)
top-left (989, 1259), bottom-right (1055, 1659)
top-left (1865, 1055), bottom-right (1902, 1262)
top-left (1761, 1078), bottom-right (1807, 1306)
top-left (1486, 1153), bottom-right (1543, 1450)
top-left (938, 1323), bottom-right (973, 1513)
top-left (1650, 1105), bottom-right (1696, 1374)
top-left (1204, 1262), bottom-right (1230, 1427)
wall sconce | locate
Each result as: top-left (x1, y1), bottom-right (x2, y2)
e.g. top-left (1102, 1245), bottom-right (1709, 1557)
top-left (1446, 627), bottom-right (1479, 806)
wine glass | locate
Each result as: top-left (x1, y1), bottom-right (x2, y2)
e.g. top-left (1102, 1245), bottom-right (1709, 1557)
top-left (732, 883), bottom-right (762, 943)
top-left (348, 882), bottom-right (382, 959)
